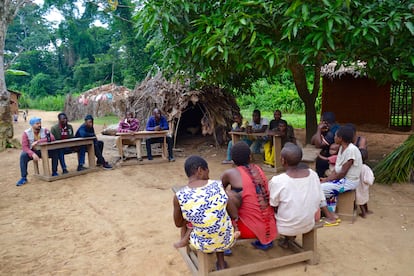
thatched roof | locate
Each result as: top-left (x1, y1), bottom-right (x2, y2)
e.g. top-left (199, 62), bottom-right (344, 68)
top-left (321, 61), bottom-right (367, 80)
top-left (64, 84), bottom-right (132, 121)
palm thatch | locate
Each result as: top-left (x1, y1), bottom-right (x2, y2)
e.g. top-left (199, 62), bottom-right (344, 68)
top-left (321, 61), bottom-right (366, 80)
top-left (373, 134), bottom-right (414, 184)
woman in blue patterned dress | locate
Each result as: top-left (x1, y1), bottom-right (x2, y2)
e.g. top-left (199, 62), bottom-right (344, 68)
top-left (173, 155), bottom-right (238, 270)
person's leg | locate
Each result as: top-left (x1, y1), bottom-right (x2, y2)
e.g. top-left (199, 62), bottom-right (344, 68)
top-left (77, 145), bottom-right (86, 170)
top-left (263, 141), bottom-right (274, 166)
top-left (226, 140), bottom-right (233, 161)
top-left (116, 136), bottom-right (124, 158)
top-left (18, 151), bottom-right (31, 185)
top-left (166, 136), bottom-right (174, 160)
top-left (215, 252), bottom-right (227, 270)
top-left (315, 158), bottom-right (329, 177)
top-left (48, 149), bottom-right (59, 175)
top-left (58, 149), bottom-right (67, 172)
top-left (359, 205), bottom-right (366, 218)
top-left (320, 181), bottom-right (343, 198)
top-left (145, 138), bottom-right (154, 160)
top-left (95, 140), bottom-right (106, 165)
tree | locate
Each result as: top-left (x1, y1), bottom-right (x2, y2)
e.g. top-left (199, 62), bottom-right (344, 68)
top-left (137, 0), bottom-right (414, 143)
top-left (0, 0), bottom-right (29, 151)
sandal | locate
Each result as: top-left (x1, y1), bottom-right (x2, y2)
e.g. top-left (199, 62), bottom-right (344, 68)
top-left (322, 219), bottom-right (340, 227)
top-left (251, 240), bottom-right (274, 250)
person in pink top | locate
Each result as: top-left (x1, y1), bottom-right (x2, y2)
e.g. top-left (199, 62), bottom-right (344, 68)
top-left (17, 117), bottom-right (59, 186)
top-left (115, 111), bottom-right (140, 160)
top-left (222, 141), bottom-right (277, 251)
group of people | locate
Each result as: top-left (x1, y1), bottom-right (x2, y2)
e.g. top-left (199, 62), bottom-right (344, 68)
top-left (174, 111), bottom-right (375, 270)
top-left (174, 141), bottom-right (323, 270)
top-left (17, 108), bottom-right (176, 186)
top-left (222, 109), bottom-right (296, 167)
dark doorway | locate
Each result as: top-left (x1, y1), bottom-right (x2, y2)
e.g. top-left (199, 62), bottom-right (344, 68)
top-left (390, 82), bottom-right (413, 131)
top-left (176, 102), bottom-right (205, 138)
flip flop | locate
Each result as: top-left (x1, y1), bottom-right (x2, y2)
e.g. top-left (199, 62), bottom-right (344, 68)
top-left (323, 220), bottom-right (340, 227)
top-left (251, 240), bottom-right (274, 250)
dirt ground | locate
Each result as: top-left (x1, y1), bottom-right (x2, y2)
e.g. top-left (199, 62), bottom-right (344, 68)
top-left (1, 110), bottom-right (413, 275)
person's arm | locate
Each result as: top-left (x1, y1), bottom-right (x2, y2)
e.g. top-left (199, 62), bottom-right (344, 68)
top-left (76, 125), bottom-right (96, 138)
top-left (117, 120), bottom-right (131, 133)
top-left (129, 119), bottom-right (139, 132)
top-left (320, 159), bottom-right (354, 182)
top-left (50, 125), bottom-right (59, 140)
top-left (146, 117), bottom-right (155, 131)
top-left (317, 153), bottom-right (329, 161)
top-left (221, 169), bottom-right (243, 190)
top-left (159, 116), bottom-right (169, 130)
top-left (21, 132), bottom-right (35, 157)
top-left (68, 125), bottom-right (75, 138)
top-left (173, 195), bottom-right (186, 228)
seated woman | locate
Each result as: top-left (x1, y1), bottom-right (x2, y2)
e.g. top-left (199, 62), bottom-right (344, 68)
top-left (222, 141), bottom-right (277, 250)
top-left (116, 111), bottom-right (140, 160)
top-left (173, 155), bottom-right (238, 270)
top-left (263, 120), bottom-right (296, 167)
top-left (320, 125), bottom-right (363, 225)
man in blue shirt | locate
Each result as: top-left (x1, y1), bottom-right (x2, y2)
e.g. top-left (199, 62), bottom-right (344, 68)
top-left (75, 114), bottom-right (112, 170)
top-left (145, 108), bottom-right (175, 161)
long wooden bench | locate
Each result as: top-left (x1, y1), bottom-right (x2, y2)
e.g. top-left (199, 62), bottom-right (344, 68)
top-left (33, 137), bottom-right (99, 181)
top-left (172, 186), bottom-right (323, 275)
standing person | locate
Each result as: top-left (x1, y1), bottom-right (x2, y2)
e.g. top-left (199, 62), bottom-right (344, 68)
top-left (356, 149), bottom-right (375, 218)
top-left (248, 109), bottom-right (269, 154)
top-left (222, 113), bottom-right (250, 164)
top-left (320, 125), bottom-right (363, 225)
top-left (51, 112), bottom-right (74, 174)
top-left (174, 155), bottom-right (238, 270)
top-left (23, 111), bottom-right (27, 122)
top-left (75, 114), bottom-right (112, 170)
top-left (13, 112), bottom-right (18, 123)
top-left (145, 108), bottom-right (175, 161)
top-left (17, 117), bottom-right (59, 186)
top-left (269, 143), bottom-right (323, 248)
top-left (116, 111), bottom-right (140, 160)
top-left (222, 141), bottom-right (277, 250)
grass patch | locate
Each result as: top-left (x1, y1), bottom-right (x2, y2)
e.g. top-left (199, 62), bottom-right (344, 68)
top-left (73, 115), bottom-right (120, 126)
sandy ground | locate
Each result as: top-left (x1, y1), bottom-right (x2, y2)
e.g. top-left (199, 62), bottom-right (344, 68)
top-left (0, 110), bottom-right (413, 275)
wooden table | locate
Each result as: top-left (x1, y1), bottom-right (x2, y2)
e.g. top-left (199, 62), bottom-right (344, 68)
top-left (229, 131), bottom-right (283, 172)
top-left (34, 137), bottom-right (97, 181)
top-left (116, 130), bottom-right (168, 161)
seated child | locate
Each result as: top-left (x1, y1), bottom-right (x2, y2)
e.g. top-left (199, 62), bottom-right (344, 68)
top-left (356, 149), bottom-right (375, 218)
top-left (173, 155), bottom-right (239, 270)
top-left (269, 143), bottom-right (324, 248)
top-left (317, 143), bottom-right (340, 177)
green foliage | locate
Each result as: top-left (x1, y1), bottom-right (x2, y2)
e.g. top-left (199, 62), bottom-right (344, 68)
top-left (23, 95), bottom-right (66, 111)
top-left (374, 134), bottom-right (414, 184)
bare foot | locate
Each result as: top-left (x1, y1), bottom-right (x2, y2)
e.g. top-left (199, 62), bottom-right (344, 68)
top-left (234, 230), bottom-right (241, 239)
top-left (359, 213), bottom-right (366, 219)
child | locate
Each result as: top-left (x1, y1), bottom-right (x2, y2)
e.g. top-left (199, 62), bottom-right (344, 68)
top-left (173, 155), bottom-right (239, 270)
top-left (317, 143), bottom-right (340, 177)
top-left (356, 149), bottom-right (375, 218)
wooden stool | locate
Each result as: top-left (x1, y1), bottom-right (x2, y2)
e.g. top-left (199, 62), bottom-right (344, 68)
top-left (336, 190), bottom-right (357, 223)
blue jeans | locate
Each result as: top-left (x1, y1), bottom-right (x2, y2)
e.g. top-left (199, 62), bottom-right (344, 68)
top-left (58, 148), bottom-right (75, 170)
top-left (78, 140), bottom-right (105, 166)
top-left (20, 149), bottom-right (58, 177)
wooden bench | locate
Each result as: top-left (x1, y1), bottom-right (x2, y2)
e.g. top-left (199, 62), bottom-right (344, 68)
top-left (116, 131), bottom-right (168, 164)
top-left (33, 137), bottom-right (99, 181)
top-left (336, 190), bottom-right (357, 223)
top-left (172, 186), bottom-right (323, 275)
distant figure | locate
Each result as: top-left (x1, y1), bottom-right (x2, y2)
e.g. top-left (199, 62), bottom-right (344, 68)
top-left (51, 113), bottom-right (75, 174)
top-left (23, 111), bottom-right (27, 122)
top-left (356, 149), bottom-right (375, 218)
top-left (17, 117), bottom-right (59, 186)
top-left (269, 143), bottom-right (323, 248)
top-left (75, 115), bottom-right (112, 170)
top-left (173, 155), bottom-right (238, 270)
top-left (263, 120), bottom-right (296, 167)
top-left (13, 112), bottom-right (18, 123)
top-left (116, 111), bottom-right (140, 160)
top-left (222, 113), bottom-right (250, 164)
top-left (145, 108), bottom-right (175, 162)
top-left (247, 109), bottom-right (269, 154)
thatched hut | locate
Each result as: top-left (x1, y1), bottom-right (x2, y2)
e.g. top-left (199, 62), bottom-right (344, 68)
top-left (128, 73), bottom-right (239, 145)
top-left (64, 84), bottom-right (132, 121)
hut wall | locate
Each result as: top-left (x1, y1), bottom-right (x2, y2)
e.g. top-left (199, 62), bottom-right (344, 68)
top-left (322, 76), bottom-right (391, 126)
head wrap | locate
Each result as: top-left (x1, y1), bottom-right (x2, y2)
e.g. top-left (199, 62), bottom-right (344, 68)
top-left (29, 117), bottom-right (41, 126)
top-left (84, 114), bottom-right (94, 121)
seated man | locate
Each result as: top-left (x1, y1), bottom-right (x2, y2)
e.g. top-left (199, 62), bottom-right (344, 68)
top-left (116, 111), bottom-right (140, 160)
top-left (222, 141), bottom-right (277, 250)
top-left (173, 155), bottom-right (238, 270)
top-left (145, 108), bottom-right (174, 162)
top-left (75, 114), bottom-right (112, 170)
top-left (51, 112), bottom-right (74, 174)
top-left (222, 113), bottom-right (250, 164)
top-left (247, 109), bottom-right (268, 154)
top-left (269, 143), bottom-right (323, 248)
top-left (17, 117), bottom-right (59, 186)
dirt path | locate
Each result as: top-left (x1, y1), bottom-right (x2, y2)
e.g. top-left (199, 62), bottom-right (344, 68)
top-left (0, 110), bottom-right (413, 275)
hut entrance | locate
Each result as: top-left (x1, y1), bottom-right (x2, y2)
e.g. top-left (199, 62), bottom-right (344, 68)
top-left (390, 82), bottom-right (413, 131)
top-left (176, 102), bottom-right (205, 138)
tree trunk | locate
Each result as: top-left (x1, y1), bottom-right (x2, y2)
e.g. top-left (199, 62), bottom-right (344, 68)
top-left (288, 62), bottom-right (320, 144)
top-left (0, 17), bottom-right (13, 151)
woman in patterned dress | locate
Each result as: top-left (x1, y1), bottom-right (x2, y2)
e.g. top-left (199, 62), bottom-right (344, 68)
top-left (173, 155), bottom-right (238, 270)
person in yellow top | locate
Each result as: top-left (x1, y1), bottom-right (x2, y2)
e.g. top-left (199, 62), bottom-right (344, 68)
top-left (173, 155), bottom-right (238, 270)
top-left (222, 113), bottom-right (251, 164)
